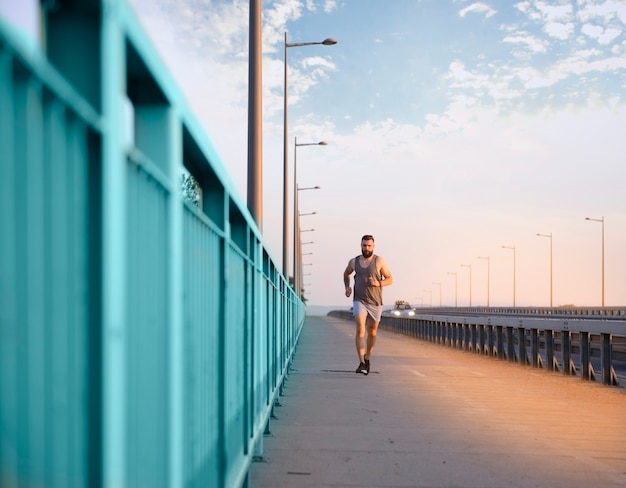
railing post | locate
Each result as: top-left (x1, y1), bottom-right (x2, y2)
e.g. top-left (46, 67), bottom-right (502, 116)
top-left (545, 329), bottom-right (558, 371)
top-left (562, 331), bottom-right (575, 376)
top-left (518, 327), bottom-right (527, 365)
top-left (506, 327), bottom-right (515, 362)
top-left (487, 325), bottom-right (495, 356)
top-left (496, 326), bottom-right (504, 359)
top-left (580, 332), bottom-right (594, 381)
top-left (600, 333), bottom-right (618, 386)
top-left (478, 324), bottom-right (486, 355)
top-left (101, 2), bottom-right (128, 485)
top-left (530, 329), bottom-right (541, 368)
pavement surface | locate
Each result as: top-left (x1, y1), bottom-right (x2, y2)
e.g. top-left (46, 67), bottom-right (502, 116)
top-left (247, 314), bottom-right (626, 488)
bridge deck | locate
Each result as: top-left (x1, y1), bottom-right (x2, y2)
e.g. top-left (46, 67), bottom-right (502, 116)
top-left (247, 315), bottom-right (626, 488)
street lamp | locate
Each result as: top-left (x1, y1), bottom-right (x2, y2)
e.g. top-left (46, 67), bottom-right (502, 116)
top-left (585, 216), bottom-right (605, 307)
top-left (283, 32), bottom-right (336, 277)
top-left (447, 272), bottom-right (458, 307)
top-left (536, 233), bottom-right (553, 307)
top-left (432, 282), bottom-right (442, 307)
top-left (460, 264), bottom-right (472, 307)
top-left (423, 289), bottom-right (432, 307)
top-left (477, 256), bottom-right (490, 307)
top-left (502, 245), bottom-right (516, 307)
top-left (298, 185), bottom-right (321, 191)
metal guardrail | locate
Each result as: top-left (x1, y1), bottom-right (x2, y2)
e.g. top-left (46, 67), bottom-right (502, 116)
top-left (328, 309), bottom-right (625, 387)
top-left (0, 2), bottom-right (303, 487)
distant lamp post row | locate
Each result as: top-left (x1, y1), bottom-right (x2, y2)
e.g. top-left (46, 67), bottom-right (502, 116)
top-left (282, 33), bottom-right (336, 279)
top-left (293, 137), bottom-right (325, 292)
top-left (439, 216), bottom-right (604, 309)
top-left (294, 181), bottom-right (321, 295)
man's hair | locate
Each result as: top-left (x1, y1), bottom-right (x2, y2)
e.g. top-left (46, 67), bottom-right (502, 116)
top-left (361, 234), bottom-right (374, 242)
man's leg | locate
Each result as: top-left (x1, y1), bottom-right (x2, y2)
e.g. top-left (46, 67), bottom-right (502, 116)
top-left (365, 318), bottom-right (379, 361)
top-left (354, 313), bottom-right (367, 362)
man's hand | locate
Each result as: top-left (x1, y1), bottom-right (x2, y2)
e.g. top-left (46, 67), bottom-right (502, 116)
top-left (345, 286), bottom-right (352, 298)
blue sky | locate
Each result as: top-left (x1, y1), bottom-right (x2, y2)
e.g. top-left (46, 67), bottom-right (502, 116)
top-left (3, 0), bottom-right (626, 308)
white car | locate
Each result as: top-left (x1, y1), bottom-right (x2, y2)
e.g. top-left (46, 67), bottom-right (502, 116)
top-left (385, 302), bottom-right (416, 317)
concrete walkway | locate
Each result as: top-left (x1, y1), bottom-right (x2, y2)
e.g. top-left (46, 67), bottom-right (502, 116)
top-left (247, 314), bottom-right (626, 488)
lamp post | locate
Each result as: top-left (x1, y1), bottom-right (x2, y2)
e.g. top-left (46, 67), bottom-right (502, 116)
top-left (585, 216), bottom-right (605, 307)
top-left (477, 256), bottom-right (490, 307)
top-left (283, 33), bottom-right (336, 278)
top-left (247, 0), bottom-right (263, 226)
top-left (423, 289), bottom-right (432, 307)
top-left (502, 245), bottom-right (516, 307)
top-left (432, 282), bottom-right (442, 307)
top-left (447, 272), bottom-right (458, 307)
top-left (536, 233), bottom-right (553, 307)
top-left (460, 264), bottom-right (472, 307)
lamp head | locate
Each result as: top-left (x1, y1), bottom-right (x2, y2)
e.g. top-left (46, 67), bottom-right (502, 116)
top-left (322, 38), bottom-right (338, 45)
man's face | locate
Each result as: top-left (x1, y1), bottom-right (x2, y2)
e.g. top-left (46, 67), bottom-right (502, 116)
top-left (361, 238), bottom-right (374, 258)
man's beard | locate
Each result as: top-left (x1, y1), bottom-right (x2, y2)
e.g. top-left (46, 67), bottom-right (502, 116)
top-left (362, 249), bottom-right (373, 258)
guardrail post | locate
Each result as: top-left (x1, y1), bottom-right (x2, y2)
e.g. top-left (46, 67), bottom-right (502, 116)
top-left (478, 324), bottom-right (486, 355)
top-left (600, 333), bottom-right (619, 386)
top-left (496, 326), bottom-right (504, 359)
top-left (487, 325), bottom-right (495, 356)
top-left (530, 329), bottom-right (541, 368)
top-left (518, 327), bottom-right (527, 365)
top-left (562, 331), bottom-right (576, 376)
top-left (580, 332), bottom-right (595, 381)
top-left (545, 329), bottom-right (558, 371)
top-left (506, 327), bottom-right (515, 362)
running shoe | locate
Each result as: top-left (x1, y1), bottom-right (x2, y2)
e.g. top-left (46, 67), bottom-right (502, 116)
top-left (364, 359), bottom-right (370, 375)
top-left (356, 362), bottom-right (367, 374)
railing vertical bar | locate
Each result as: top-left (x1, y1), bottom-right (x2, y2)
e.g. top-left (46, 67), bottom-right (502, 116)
top-left (518, 327), bottom-right (527, 365)
top-left (580, 332), bottom-right (593, 381)
top-left (531, 329), bottom-right (539, 367)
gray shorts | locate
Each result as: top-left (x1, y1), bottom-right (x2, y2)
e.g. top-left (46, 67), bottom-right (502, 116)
top-left (353, 300), bottom-right (383, 323)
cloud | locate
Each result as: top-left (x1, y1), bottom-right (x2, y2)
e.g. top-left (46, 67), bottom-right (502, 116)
top-left (577, 0), bottom-right (626, 25)
top-left (544, 21), bottom-right (575, 40)
top-left (582, 23), bottom-right (623, 44)
top-left (502, 32), bottom-right (549, 52)
top-left (459, 2), bottom-right (497, 19)
top-left (323, 0), bottom-right (337, 13)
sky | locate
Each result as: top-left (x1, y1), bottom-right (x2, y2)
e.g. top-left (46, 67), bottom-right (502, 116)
top-left (2, 0), bottom-right (626, 309)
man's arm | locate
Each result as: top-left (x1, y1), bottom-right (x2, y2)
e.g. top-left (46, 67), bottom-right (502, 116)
top-left (378, 257), bottom-right (393, 287)
top-left (343, 259), bottom-right (355, 297)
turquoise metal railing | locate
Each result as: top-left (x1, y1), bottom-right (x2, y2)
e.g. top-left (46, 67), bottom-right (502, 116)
top-left (0, 2), bottom-right (304, 487)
